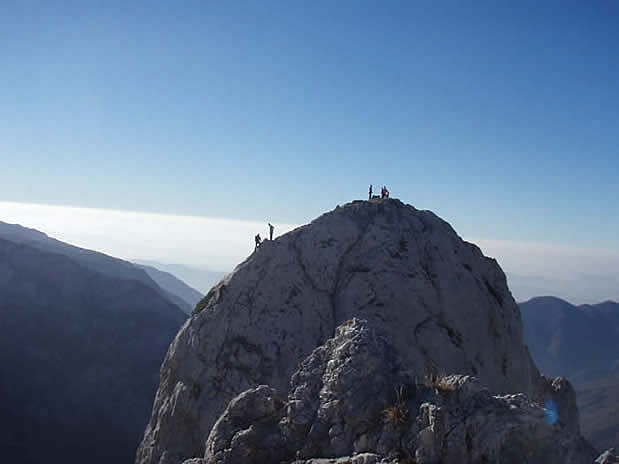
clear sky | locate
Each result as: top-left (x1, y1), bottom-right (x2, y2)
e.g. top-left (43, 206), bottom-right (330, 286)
top-left (2, 2), bottom-right (618, 301)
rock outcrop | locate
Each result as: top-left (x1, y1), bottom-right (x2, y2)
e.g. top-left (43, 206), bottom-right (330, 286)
top-left (188, 319), bottom-right (594, 464)
top-left (595, 448), bottom-right (618, 463)
top-left (137, 199), bottom-right (596, 464)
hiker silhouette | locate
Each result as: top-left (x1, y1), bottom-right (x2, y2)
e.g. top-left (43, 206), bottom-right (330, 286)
top-left (254, 234), bottom-right (262, 250)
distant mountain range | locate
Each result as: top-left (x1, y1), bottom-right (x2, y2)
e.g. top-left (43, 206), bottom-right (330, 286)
top-left (133, 259), bottom-right (226, 295)
top-left (0, 221), bottom-right (189, 464)
top-left (0, 221), bottom-right (209, 314)
top-left (520, 296), bottom-right (619, 451)
top-left (510, 273), bottom-right (619, 309)
top-left (136, 264), bottom-right (203, 313)
top-left (520, 296), bottom-right (619, 383)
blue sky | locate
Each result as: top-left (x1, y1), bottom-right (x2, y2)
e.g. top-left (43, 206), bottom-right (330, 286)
top-left (2, 1), bottom-right (619, 252)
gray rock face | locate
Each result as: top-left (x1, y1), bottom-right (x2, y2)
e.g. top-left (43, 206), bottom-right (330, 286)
top-left (595, 448), bottom-right (618, 463)
top-left (137, 199), bottom-right (580, 464)
top-left (290, 457), bottom-right (396, 464)
top-left (199, 319), bottom-right (596, 464)
top-left (204, 385), bottom-right (285, 464)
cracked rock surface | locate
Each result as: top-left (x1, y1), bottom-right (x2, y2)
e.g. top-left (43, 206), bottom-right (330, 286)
top-left (595, 448), bottom-right (619, 463)
top-left (137, 199), bottom-right (582, 464)
top-left (192, 320), bottom-right (597, 464)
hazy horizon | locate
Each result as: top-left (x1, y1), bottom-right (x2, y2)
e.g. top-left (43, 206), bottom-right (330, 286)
top-left (3, 3), bottom-right (619, 250)
top-left (2, 200), bottom-right (617, 305)
top-left (2, 2), bottom-right (618, 305)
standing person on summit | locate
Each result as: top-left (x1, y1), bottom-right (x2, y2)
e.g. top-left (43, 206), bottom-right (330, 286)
top-left (368, 184), bottom-right (373, 200)
top-left (268, 223), bottom-right (274, 241)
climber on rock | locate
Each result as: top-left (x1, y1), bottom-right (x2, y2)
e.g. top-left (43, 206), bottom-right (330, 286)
top-left (268, 223), bottom-right (274, 241)
top-left (254, 234), bottom-right (262, 250)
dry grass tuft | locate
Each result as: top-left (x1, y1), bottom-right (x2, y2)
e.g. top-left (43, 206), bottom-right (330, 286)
top-left (383, 385), bottom-right (408, 425)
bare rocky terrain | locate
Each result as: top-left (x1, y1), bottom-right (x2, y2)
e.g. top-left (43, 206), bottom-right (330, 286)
top-left (137, 199), bottom-right (610, 464)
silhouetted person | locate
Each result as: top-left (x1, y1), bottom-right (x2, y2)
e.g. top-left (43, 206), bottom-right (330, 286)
top-left (268, 223), bottom-right (274, 241)
top-left (381, 186), bottom-right (386, 198)
top-left (368, 184), bottom-right (373, 200)
top-left (255, 234), bottom-right (262, 250)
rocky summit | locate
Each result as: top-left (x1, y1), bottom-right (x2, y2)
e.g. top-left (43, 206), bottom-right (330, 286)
top-left (136, 198), bottom-right (600, 464)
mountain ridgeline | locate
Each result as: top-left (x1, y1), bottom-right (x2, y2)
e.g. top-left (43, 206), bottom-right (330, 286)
top-left (134, 260), bottom-right (226, 296)
top-left (0, 222), bottom-right (192, 464)
top-left (520, 296), bottom-right (619, 451)
top-left (137, 263), bottom-right (204, 314)
top-left (137, 199), bottom-right (601, 464)
top-left (520, 296), bottom-right (619, 384)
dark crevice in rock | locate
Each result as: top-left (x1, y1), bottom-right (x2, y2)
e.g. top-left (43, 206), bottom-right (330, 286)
top-left (290, 235), bottom-right (333, 340)
top-left (290, 237), bottom-right (325, 295)
top-left (329, 223), bottom-right (372, 337)
top-left (437, 312), bottom-right (464, 349)
top-left (484, 278), bottom-right (503, 307)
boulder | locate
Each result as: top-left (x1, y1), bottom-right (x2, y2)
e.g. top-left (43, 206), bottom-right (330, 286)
top-left (595, 448), bottom-right (618, 463)
top-left (198, 319), bottom-right (597, 464)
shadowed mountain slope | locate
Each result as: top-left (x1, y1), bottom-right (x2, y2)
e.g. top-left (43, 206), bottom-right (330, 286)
top-left (0, 221), bottom-right (159, 290)
top-left (137, 264), bottom-right (203, 314)
top-left (577, 375), bottom-right (619, 452)
top-left (0, 232), bottom-right (187, 464)
top-left (520, 296), bottom-right (619, 450)
top-left (520, 296), bottom-right (619, 384)
top-left (134, 259), bottom-right (226, 295)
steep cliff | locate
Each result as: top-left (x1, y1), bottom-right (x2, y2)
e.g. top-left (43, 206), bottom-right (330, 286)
top-left (137, 199), bottom-right (594, 464)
